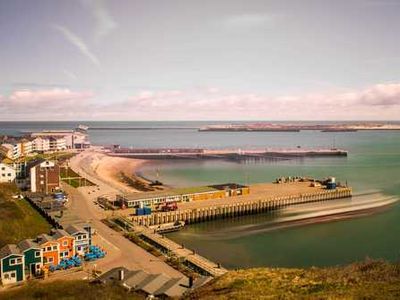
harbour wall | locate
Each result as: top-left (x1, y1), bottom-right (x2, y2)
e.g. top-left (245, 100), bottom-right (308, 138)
top-left (131, 188), bottom-right (352, 226)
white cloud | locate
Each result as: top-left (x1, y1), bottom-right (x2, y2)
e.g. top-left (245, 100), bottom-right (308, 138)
top-left (81, 0), bottom-right (117, 40)
top-left (1, 83), bottom-right (400, 120)
top-left (2, 88), bottom-right (94, 119)
top-left (104, 83), bottom-right (400, 120)
top-left (54, 25), bottom-right (100, 67)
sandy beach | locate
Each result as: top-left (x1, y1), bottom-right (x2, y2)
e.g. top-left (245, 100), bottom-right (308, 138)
top-left (79, 150), bottom-right (149, 193)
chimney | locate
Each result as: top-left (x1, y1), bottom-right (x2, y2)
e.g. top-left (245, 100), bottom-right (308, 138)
top-left (118, 269), bottom-right (124, 281)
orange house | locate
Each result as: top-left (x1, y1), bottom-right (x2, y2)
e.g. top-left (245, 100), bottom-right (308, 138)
top-left (52, 229), bottom-right (75, 259)
top-left (36, 234), bottom-right (59, 267)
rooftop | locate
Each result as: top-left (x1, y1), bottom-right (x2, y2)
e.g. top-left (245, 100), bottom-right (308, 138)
top-left (52, 229), bottom-right (71, 239)
top-left (0, 244), bottom-right (22, 259)
top-left (95, 267), bottom-right (188, 298)
top-left (18, 239), bottom-right (40, 251)
top-left (120, 183), bottom-right (248, 201)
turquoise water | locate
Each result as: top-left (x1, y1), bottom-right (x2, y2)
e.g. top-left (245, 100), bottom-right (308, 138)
top-left (137, 129), bottom-right (400, 268)
top-left (1, 121), bottom-right (400, 268)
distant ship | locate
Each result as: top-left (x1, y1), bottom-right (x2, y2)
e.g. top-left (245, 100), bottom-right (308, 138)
top-left (77, 124), bottom-right (89, 132)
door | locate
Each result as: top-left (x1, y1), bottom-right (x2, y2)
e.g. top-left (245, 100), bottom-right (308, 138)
top-left (2, 271), bottom-right (17, 284)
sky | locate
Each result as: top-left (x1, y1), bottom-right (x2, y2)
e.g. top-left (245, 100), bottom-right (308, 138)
top-left (1, 0), bottom-right (400, 121)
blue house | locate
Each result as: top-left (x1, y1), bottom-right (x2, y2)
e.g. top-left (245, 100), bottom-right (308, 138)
top-left (65, 224), bottom-right (91, 256)
top-left (0, 244), bottom-right (25, 285)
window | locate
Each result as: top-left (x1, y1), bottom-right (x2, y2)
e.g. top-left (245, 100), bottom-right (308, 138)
top-left (77, 246), bottom-right (82, 251)
top-left (4, 274), bottom-right (9, 279)
top-left (35, 251), bottom-right (41, 258)
top-left (77, 236), bottom-right (81, 240)
top-left (7, 173), bottom-right (11, 177)
top-left (46, 246), bottom-right (52, 251)
top-left (48, 257), bottom-right (53, 263)
top-left (52, 245), bottom-right (57, 251)
top-left (63, 240), bottom-right (68, 246)
top-left (1, 167), bottom-right (5, 170)
top-left (9, 258), bottom-right (21, 266)
top-left (11, 273), bottom-right (16, 278)
top-left (82, 234), bottom-right (87, 239)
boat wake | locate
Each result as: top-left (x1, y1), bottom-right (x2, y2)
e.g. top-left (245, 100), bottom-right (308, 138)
top-left (175, 191), bottom-right (399, 241)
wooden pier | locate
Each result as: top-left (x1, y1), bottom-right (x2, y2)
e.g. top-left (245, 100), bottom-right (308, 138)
top-left (139, 227), bottom-right (228, 277)
top-left (131, 187), bottom-right (352, 226)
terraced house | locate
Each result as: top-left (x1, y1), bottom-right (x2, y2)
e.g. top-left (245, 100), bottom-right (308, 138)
top-left (66, 225), bottom-right (91, 256)
top-left (18, 239), bottom-right (43, 278)
top-left (37, 234), bottom-right (59, 267)
top-left (0, 244), bottom-right (25, 285)
top-left (52, 229), bottom-right (75, 259)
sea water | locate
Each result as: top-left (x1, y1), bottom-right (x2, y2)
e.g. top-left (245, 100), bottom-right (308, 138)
top-left (1, 121), bottom-right (400, 268)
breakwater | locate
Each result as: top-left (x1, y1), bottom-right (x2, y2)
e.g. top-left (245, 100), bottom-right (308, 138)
top-left (131, 188), bottom-right (352, 226)
top-left (109, 147), bottom-right (348, 160)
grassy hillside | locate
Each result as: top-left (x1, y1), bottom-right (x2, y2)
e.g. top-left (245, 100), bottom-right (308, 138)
top-left (0, 183), bottom-right (51, 247)
top-left (187, 260), bottom-right (400, 299)
top-left (0, 280), bottom-right (144, 300)
top-left (1, 260), bottom-right (400, 299)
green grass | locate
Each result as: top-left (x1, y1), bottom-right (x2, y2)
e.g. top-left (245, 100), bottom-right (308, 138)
top-left (0, 280), bottom-right (145, 300)
top-left (187, 259), bottom-right (400, 299)
top-left (60, 167), bottom-right (81, 178)
top-left (60, 167), bottom-right (95, 188)
top-left (0, 183), bottom-right (51, 248)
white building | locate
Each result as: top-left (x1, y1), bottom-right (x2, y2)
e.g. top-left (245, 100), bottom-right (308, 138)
top-left (49, 137), bottom-right (67, 151)
top-left (20, 139), bottom-right (33, 156)
top-left (0, 143), bottom-right (21, 160)
top-left (31, 129), bottom-right (90, 149)
top-left (0, 163), bottom-right (16, 183)
top-left (31, 137), bottom-right (50, 152)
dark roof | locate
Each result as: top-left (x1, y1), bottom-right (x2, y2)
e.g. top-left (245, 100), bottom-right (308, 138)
top-left (95, 267), bottom-right (132, 284)
top-left (52, 229), bottom-right (72, 239)
top-left (94, 267), bottom-right (188, 297)
top-left (0, 244), bottom-right (22, 259)
top-left (154, 277), bottom-right (188, 298)
top-left (18, 239), bottom-right (40, 251)
top-left (36, 234), bottom-right (55, 245)
top-left (65, 224), bottom-right (86, 235)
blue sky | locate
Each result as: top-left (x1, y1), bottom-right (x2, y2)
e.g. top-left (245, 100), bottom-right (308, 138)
top-left (1, 0), bottom-right (400, 120)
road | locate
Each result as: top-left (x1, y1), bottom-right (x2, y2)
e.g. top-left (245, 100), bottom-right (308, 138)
top-left (66, 149), bottom-right (184, 278)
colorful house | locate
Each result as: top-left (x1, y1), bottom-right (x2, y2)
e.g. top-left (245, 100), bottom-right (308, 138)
top-left (0, 244), bottom-right (25, 285)
top-left (65, 225), bottom-right (91, 256)
top-left (18, 239), bottom-right (43, 278)
top-left (52, 229), bottom-right (75, 259)
top-left (37, 234), bottom-right (59, 267)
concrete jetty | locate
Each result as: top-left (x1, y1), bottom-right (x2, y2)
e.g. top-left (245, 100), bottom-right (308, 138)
top-left (109, 147), bottom-right (348, 160)
top-left (130, 187), bottom-right (352, 226)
